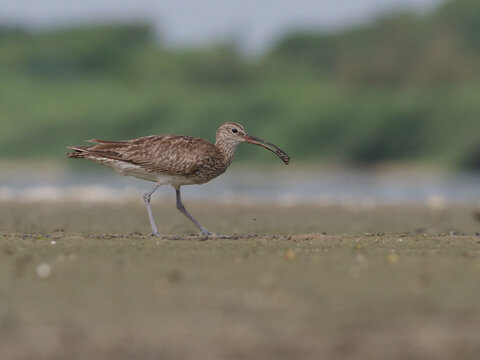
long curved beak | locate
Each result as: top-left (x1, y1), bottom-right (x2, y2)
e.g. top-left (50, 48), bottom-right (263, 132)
top-left (243, 134), bottom-right (290, 165)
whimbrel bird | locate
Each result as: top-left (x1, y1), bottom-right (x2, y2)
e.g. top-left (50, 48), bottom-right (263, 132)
top-left (67, 122), bottom-right (290, 236)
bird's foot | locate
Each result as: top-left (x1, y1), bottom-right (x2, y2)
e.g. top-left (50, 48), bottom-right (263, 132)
top-left (212, 234), bottom-right (231, 239)
top-left (200, 231), bottom-right (231, 239)
top-left (199, 228), bottom-right (214, 237)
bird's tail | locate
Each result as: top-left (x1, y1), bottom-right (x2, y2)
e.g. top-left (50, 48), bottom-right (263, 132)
top-left (66, 146), bottom-right (92, 159)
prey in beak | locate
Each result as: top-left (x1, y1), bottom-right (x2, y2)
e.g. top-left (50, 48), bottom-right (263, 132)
top-left (243, 134), bottom-right (290, 165)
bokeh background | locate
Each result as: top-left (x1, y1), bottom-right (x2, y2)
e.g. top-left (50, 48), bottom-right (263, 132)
top-left (0, 0), bottom-right (479, 203)
top-left (1, 3), bottom-right (480, 360)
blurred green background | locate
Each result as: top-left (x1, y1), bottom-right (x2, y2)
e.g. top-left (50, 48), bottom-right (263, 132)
top-left (0, 0), bottom-right (479, 168)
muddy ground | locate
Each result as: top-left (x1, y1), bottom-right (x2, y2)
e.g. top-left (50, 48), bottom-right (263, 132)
top-left (1, 202), bottom-right (480, 359)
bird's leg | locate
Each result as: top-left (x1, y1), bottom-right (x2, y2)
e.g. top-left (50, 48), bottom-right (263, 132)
top-left (143, 183), bottom-right (161, 236)
top-left (175, 187), bottom-right (214, 236)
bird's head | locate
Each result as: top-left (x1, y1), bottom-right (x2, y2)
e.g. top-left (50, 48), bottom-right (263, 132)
top-left (216, 122), bottom-right (290, 165)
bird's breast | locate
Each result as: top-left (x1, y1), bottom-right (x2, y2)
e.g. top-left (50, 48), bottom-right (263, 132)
top-left (190, 162), bottom-right (229, 184)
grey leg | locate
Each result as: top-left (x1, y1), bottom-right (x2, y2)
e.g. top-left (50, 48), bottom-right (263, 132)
top-left (143, 183), bottom-right (161, 236)
top-left (175, 187), bottom-right (214, 236)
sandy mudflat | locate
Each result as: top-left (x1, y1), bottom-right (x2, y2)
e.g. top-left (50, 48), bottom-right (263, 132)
top-left (0, 202), bottom-right (479, 359)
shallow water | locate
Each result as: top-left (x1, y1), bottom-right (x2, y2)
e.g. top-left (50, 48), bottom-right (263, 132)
top-left (0, 165), bottom-right (479, 206)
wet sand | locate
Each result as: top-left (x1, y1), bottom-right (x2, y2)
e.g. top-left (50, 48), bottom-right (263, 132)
top-left (1, 202), bottom-right (480, 359)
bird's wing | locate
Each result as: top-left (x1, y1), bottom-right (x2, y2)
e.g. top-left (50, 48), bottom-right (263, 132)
top-left (86, 135), bottom-right (217, 175)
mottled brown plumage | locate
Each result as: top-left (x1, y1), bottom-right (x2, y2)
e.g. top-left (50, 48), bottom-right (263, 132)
top-left (67, 122), bottom-right (290, 236)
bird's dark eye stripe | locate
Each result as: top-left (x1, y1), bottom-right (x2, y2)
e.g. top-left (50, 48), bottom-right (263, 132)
top-left (232, 128), bottom-right (238, 133)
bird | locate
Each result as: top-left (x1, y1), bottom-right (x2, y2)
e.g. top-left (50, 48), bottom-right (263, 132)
top-left (67, 122), bottom-right (290, 237)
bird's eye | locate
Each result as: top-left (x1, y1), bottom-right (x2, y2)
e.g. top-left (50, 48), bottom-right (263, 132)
top-left (232, 128), bottom-right (238, 133)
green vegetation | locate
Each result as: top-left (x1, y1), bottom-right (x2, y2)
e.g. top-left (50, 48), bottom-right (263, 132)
top-left (1, 0), bottom-right (479, 168)
top-left (1, 202), bottom-right (480, 359)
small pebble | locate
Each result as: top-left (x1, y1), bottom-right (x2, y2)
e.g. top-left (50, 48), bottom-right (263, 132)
top-left (36, 263), bottom-right (52, 279)
top-left (284, 249), bottom-right (296, 261)
top-left (387, 253), bottom-right (399, 264)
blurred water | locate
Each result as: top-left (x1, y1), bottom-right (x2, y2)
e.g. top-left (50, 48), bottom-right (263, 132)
top-left (0, 166), bottom-right (479, 206)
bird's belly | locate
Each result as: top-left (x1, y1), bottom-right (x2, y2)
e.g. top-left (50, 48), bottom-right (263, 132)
top-left (91, 157), bottom-right (196, 186)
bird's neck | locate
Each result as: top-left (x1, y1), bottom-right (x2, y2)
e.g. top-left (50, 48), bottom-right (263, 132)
top-left (215, 139), bottom-right (238, 166)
